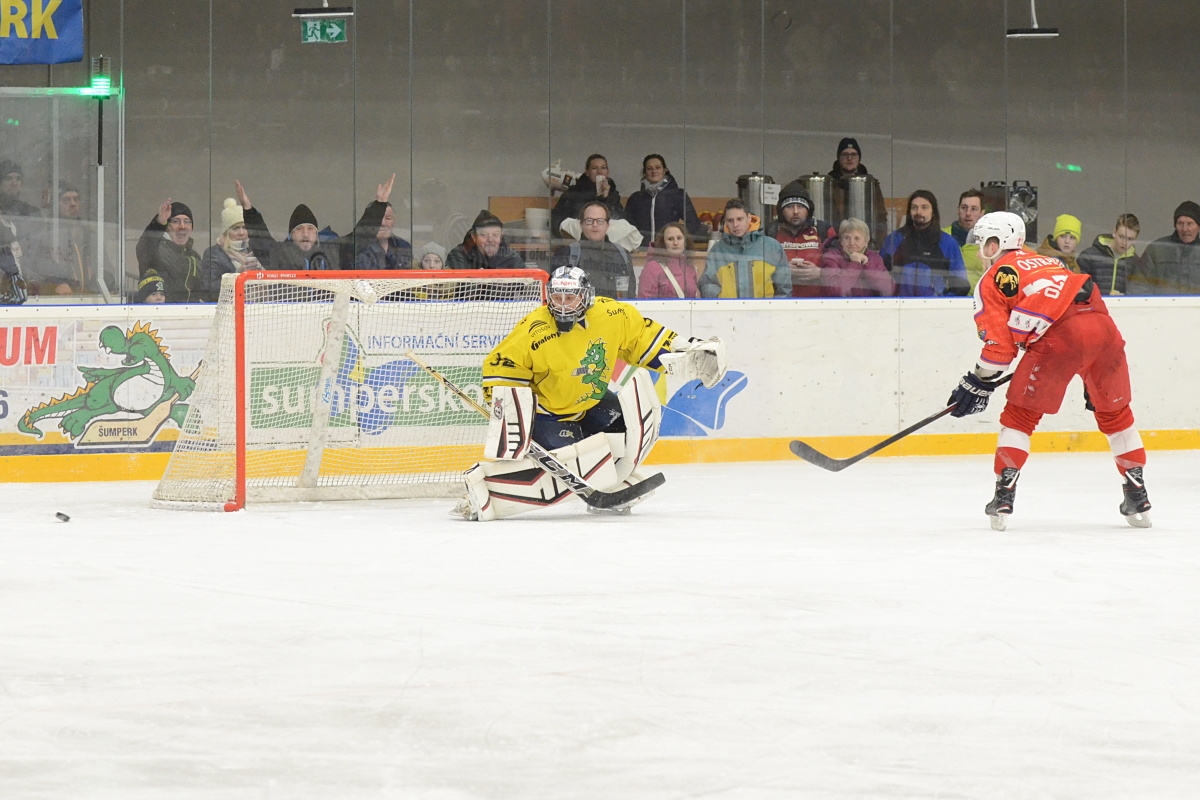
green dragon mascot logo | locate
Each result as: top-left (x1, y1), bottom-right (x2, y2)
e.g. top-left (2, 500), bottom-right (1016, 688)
top-left (572, 340), bottom-right (608, 400)
top-left (19, 322), bottom-right (197, 446)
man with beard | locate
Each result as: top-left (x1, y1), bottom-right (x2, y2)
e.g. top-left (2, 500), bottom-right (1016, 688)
top-left (880, 190), bottom-right (969, 297)
top-left (768, 180), bottom-right (836, 297)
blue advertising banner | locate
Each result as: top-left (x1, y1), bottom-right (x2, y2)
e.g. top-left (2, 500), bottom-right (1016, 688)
top-left (0, 0), bottom-right (83, 65)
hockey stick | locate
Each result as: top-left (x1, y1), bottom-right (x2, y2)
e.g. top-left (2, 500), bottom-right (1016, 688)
top-left (404, 351), bottom-right (665, 509)
top-left (789, 374), bottom-right (1014, 472)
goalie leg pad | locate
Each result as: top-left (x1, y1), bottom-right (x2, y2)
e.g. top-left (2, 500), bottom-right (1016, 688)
top-left (459, 433), bottom-right (621, 521)
top-left (612, 369), bottom-right (662, 484)
top-left (484, 385), bottom-right (535, 460)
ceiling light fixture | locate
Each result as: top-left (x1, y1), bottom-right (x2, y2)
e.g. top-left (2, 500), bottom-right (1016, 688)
top-left (1007, 0), bottom-right (1059, 38)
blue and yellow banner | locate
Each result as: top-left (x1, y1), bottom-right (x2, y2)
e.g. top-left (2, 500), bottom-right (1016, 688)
top-left (0, 0), bottom-right (83, 65)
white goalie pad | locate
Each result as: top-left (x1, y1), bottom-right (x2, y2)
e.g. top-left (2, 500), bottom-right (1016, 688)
top-left (484, 385), bottom-right (534, 460)
top-left (660, 336), bottom-right (728, 389)
top-left (462, 432), bottom-right (621, 521)
top-left (611, 369), bottom-right (662, 484)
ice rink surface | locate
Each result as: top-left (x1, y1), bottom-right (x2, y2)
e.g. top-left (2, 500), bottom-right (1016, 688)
top-left (3, 451), bottom-right (1200, 799)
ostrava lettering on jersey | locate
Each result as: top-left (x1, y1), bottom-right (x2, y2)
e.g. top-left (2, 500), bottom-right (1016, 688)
top-left (1014, 255), bottom-right (1062, 271)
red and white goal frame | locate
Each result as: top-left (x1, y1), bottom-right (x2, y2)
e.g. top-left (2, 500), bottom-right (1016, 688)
top-left (152, 269), bottom-right (548, 511)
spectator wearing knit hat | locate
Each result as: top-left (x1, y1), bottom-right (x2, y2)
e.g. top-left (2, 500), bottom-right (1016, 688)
top-left (135, 197), bottom-right (201, 303)
top-left (198, 183), bottom-right (263, 302)
top-left (827, 137), bottom-right (888, 248)
top-left (419, 241), bottom-right (447, 269)
top-left (0, 160), bottom-right (40, 219)
top-left (1127, 201), bottom-right (1200, 295)
top-left (447, 209), bottom-right (526, 270)
top-left (1036, 213), bottom-right (1083, 273)
top-left (134, 274), bottom-right (166, 304)
top-left (1078, 214), bottom-right (1141, 296)
top-left (350, 173), bottom-right (413, 271)
top-left (239, 181), bottom-right (339, 273)
top-left (767, 179), bottom-right (835, 297)
top-left (26, 182), bottom-right (117, 297)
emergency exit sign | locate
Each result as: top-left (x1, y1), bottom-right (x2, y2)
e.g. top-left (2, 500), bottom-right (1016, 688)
top-left (300, 20), bottom-right (346, 43)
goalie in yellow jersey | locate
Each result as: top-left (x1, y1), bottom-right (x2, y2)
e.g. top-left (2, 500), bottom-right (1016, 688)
top-left (458, 265), bottom-right (727, 520)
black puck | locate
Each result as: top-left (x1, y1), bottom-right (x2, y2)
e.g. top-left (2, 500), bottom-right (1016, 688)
top-left (56, 512), bottom-right (70, 522)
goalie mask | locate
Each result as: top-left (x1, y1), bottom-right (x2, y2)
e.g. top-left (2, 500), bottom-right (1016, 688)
top-left (547, 265), bottom-right (594, 332)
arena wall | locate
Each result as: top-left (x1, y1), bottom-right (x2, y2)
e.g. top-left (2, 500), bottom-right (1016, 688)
top-left (2, 298), bottom-right (1195, 483)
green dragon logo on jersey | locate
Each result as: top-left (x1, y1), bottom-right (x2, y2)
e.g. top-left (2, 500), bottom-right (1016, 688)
top-left (572, 340), bottom-right (608, 400)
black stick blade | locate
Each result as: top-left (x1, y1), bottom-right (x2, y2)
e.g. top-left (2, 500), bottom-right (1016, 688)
top-left (585, 472), bottom-right (667, 509)
top-left (789, 440), bottom-right (857, 472)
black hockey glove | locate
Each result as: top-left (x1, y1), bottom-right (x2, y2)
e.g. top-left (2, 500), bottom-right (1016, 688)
top-left (1083, 386), bottom-right (1096, 412)
top-left (948, 372), bottom-right (999, 418)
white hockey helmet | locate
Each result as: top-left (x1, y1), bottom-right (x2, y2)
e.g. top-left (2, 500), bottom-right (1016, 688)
top-left (968, 211), bottom-right (1026, 251)
top-left (547, 265), bottom-right (594, 332)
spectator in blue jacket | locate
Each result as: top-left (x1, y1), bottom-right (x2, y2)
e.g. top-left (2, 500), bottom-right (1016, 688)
top-left (623, 154), bottom-right (708, 247)
top-left (880, 190), bottom-right (969, 297)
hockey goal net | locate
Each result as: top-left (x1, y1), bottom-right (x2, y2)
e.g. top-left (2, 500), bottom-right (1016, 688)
top-left (153, 269), bottom-right (547, 511)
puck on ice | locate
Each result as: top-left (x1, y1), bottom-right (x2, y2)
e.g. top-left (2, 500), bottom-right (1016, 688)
top-left (56, 512), bottom-right (70, 522)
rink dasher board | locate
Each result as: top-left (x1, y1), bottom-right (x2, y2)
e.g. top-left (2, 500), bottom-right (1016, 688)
top-left (1, 298), bottom-right (1197, 482)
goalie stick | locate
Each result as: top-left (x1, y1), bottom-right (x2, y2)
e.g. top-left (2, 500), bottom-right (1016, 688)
top-left (404, 351), bottom-right (665, 509)
top-left (790, 374), bottom-right (1014, 472)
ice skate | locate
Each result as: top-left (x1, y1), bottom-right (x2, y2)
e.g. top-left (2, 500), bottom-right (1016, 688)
top-left (1119, 467), bottom-right (1151, 529)
top-left (984, 467), bottom-right (1020, 531)
top-left (451, 497), bottom-right (478, 521)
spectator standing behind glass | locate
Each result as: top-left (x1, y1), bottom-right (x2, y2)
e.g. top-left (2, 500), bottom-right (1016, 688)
top-left (820, 218), bottom-right (894, 298)
top-left (1126, 201), bottom-right (1200, 295)
top-left (550, 154), bottom-right (623, 237)
top-left (639, 222), bottom-right (699, 299)
top-left (623, 154), bottom-right (707, 247)
top-left (767, 180), bottom-right (836, 297)
top-left (700, 199), bottom-right (791, 298)
top-left (880, 190), bottom-right (969, 297)
top-left (0, 160), bottom-right (40, 220)
top-left (197, 187), bottom-right (262, 302)
top-left (240, 183), bottom-right (339, 272)
top-left (447, 210), bottom-right (526, 270)
top-left (827, 138), bottom-right (888, 248)
top-left (1077, 214), bottom-right (1140, 295)
top-left (943, 189), bottom-right (986, 288)
top-left (1037, 214), bottom-right (1083, 273)
top-left (419, 241), bottom-right (447, 269)
top-left (550, 200), bottom-right (637, 298)
top-left (136, 198), bottom-right (201, 303)
top-left (349, 173), bottom-right (413, 271)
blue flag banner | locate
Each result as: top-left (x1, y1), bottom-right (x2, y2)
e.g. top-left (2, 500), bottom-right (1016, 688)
top-left (1, 0), bottom-right (83, 65)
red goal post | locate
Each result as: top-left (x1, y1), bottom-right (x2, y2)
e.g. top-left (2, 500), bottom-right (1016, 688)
top-left (152, 269), bottom-right (548, 511)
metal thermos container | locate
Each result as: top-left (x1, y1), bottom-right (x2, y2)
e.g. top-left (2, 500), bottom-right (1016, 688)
top-left (846, 175), bottom-right (878, 228)
top-left (736, 172), bottom-right (775, 228)
top-left (980, 180), bottom-right (1039, 242)
top-left (798, 173), bottom-right (834, 224)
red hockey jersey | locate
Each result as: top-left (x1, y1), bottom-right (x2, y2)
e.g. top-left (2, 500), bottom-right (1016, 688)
top-left (973, 248), bottom-right (1095, 369)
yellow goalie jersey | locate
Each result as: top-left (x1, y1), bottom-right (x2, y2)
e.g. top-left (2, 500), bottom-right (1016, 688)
top-left (482, 297), bottom-right (677, 419)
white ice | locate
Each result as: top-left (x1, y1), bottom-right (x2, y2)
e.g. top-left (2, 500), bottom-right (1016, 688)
top-left (3, 451), bottom-right (1200, 799)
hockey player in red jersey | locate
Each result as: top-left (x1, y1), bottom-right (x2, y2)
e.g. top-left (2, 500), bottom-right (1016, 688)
top-left (945, 211), bottom-right (1151, 530)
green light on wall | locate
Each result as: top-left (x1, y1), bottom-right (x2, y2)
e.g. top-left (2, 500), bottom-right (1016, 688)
top-left (1055, 162), bottom-right (1083, 172)
top-left (79, 76), bottom-right (112, 97)
top-left (4, 119), bottom-right (17, 126)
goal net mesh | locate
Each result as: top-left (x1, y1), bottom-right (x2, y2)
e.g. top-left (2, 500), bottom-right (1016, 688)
top-left (153, 270), bottom-right (546, 510)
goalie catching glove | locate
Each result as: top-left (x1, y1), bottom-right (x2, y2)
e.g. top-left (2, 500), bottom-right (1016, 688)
top-left (660, 336), bottom-right (728, 388)
top-left (484, 385), bottom-right (535, 459)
